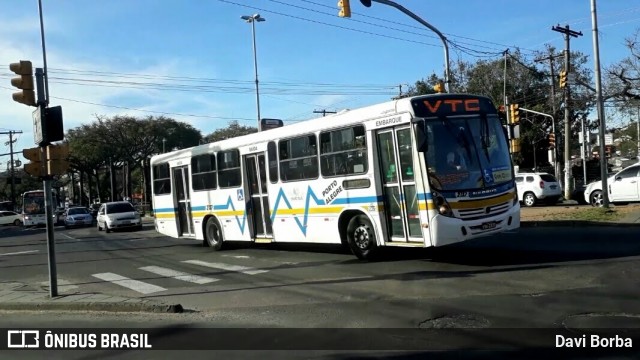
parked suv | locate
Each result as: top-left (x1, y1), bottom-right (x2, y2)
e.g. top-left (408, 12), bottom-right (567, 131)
top-left (515, 172), bottom-right (562, 207)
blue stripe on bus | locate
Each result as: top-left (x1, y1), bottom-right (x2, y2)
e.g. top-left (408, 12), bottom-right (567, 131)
top-left (270, 186), bottom-right (324, 236)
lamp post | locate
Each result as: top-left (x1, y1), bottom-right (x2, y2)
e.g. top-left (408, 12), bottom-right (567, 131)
top-left (241, 13), bottom-right (266, 131)
top-left (359, 0), bottom-right (450, 92)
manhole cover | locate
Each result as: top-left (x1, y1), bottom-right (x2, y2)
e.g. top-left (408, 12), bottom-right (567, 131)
top-left (419, 314), bottom-right (491, 328)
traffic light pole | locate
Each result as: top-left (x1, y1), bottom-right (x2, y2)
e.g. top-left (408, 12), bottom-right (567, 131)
top-left (36, 68), bottom-right (58, 298)
top-left (520, 108), bottom-right (556, 176)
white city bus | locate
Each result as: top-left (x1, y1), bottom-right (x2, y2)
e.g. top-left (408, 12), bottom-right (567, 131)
top-left (150, 94), bottom-right (520, 260)
top-left (22, 189), bottom-right (59, 227)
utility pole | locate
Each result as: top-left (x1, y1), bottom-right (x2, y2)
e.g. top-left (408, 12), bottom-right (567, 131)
top-left (2, 130), bottom-right (23, 207)
top-left (637, 107), bottom-right (640, 161)
top-left (552, 24), bottom-right (582, 200)
top-left (313, 110), bottom-right (337, 117)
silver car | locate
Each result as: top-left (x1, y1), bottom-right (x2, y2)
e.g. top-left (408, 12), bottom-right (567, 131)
top-left (96, 201), bottom-right (142, 233)
top-left (64, 207), bottom-right (94, 229)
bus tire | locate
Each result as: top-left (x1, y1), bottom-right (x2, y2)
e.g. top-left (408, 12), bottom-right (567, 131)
top-left (346, 215), bottom-right (378, 261)
top-left (204, 217), bottom-right (224, 251)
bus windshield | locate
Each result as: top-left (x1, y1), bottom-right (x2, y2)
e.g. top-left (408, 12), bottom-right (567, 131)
top-left (423, 114), bottom-right (512, 191)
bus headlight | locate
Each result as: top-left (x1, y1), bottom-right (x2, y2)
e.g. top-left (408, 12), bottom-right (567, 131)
top-left (433, 192), bottom-right (453, 217)
top-left (513, 191), bottom-right (519, 205)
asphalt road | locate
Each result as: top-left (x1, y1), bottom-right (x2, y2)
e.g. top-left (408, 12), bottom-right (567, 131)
top-left (1, 220), bottom-right (640, 358)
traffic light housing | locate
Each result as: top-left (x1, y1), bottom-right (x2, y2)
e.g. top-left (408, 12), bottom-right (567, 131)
top-left (22, 144), bottom-right (70, 177)
top-left (433, 81), bottom-right (445, 93)
top-left (338, 0), bottom-right (351, 17)
top-left (46, 143), bottom-right (70, 175)
top-left (9, 60), bottom-right (36, 106)
top-left (509, 103), bottom-right (520, 124)
top-left (548, 132), bottom-right (556, 149)
top-left (559, 70), bottom-right (567, 89)
top-left (510, 138), bottom-right (521, 154)
top-left (23, 147), bottom-right (44, 177)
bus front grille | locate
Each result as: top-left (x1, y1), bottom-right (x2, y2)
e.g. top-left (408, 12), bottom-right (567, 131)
top-left (455, 201), bottom-right (511, 220)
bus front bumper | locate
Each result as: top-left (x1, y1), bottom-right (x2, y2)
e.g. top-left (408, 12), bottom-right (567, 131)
top-left (429, 204), bottom-right (520, 247)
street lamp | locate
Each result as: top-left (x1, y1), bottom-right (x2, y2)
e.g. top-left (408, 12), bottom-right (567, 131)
top-left (162, 138), bottom-right (166, 153)
top-left (241, 13), bottom-right (266, 131)
top-left (359, 0), bottom-right (450, 92)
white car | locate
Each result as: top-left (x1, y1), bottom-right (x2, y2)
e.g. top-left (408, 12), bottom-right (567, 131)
top-left (96, 201), bottom-right (142, 233)
top-left (515, 172), bottom-right (562, 207)
top-left (64, 206), bottom-right (94, 229)
top-left (584, 163), bottom-right (640, 207)
top-left (0, 211), bottom-right (23, 226)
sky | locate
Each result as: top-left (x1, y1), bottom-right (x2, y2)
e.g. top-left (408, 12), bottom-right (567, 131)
top-left (1, 0), bottom-right (640, 166)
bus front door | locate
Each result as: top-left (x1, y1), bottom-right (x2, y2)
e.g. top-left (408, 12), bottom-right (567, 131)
top-left (244, 154), bottom-right (273, 241)
top-left (172, 166), bottom-right (194, 237)
top-left (376, 126), bottom-right (422, 243)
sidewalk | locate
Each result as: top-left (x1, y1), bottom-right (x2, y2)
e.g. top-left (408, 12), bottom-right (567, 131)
top-left (0, 281), bottom-right (183, 313)
top-left (520, 201), bottom-right (640, 227)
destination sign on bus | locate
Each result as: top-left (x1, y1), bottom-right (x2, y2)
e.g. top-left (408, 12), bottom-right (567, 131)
top-left (411, 95), bottom-right (495, 117)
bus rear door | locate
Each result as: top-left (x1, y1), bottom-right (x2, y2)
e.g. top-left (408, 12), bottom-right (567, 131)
top-left (172, 166), bottom-right (194, 237)
top-left (244, 153), bottom-right (273, 242)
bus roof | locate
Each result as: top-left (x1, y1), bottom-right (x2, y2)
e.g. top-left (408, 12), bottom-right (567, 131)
top-left (151, 93), bottom-right (494, 165)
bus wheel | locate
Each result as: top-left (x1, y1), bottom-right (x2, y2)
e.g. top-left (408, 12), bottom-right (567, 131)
top-left (346, 215), bottom-right (378, 261)
top-left (204, 217), bottom-right (224, 251)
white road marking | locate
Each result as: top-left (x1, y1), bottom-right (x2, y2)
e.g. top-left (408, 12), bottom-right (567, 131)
top-left (92, 273), bottom-right (166, 294)
top-left (221, 255), bottom-right (251, 259)
top-left (182, 260), bottom-right (268, 275)
top-left (60, 233), bottom-right (78, 241)
top-left (0, 250), bottom-right (40, 256)
top-left (139, 266), bottom-right (218, 284)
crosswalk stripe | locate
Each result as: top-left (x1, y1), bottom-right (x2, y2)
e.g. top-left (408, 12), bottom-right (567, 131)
top-left (92, 272), bottom-right (166, 294)
top-left (182, 260), bottom-right (268, 275)
top-left (139, 266), bottom-right (218, 284)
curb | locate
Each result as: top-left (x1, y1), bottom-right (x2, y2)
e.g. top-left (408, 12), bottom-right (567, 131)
top-left (0, 301), bottom-right (184, 313)
top-left (521, 221), bottom-right (640, 228)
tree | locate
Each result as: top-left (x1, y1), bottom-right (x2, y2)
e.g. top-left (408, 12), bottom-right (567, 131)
top-left (203, 121), bottom-right (257, 143)
top-left (606, 28), bottom-right (640, 129)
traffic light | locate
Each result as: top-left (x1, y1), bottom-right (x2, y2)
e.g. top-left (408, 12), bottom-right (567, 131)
top-left (9, 60), bottom-right (36, 106)
top-left (509, 103), bottom-right (520, 124)
top-left (548, 132), bottom-right (556, 149)
top-left (433, 81), bottom-right (445, 93)
top-left (23, 147), bottom-right (44, 177)
top-left (22, 144), bottom-right (70, 177)
top-left (338, 0), bottom-right (351, 17)
top-left (46, 143), bottom-right (70, 175)
top-left (510, 138), bottom-right (521, 153)
top-left (559, 70), bottom-right (567, 89)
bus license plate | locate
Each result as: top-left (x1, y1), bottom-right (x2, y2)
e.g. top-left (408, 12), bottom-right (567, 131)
top-left (481, 221), bottom-right (497, 230)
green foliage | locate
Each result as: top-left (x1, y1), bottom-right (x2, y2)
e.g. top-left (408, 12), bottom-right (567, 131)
top-left (203, 121), bottom-right (257, 143)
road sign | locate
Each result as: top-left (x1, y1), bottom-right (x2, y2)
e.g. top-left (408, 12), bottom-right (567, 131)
top-left (33, 106), bottom-right (43, 145)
